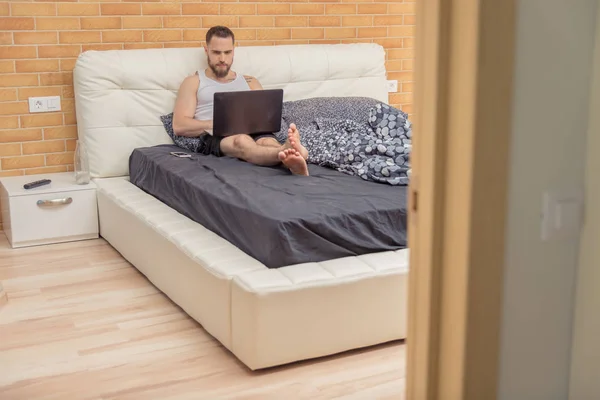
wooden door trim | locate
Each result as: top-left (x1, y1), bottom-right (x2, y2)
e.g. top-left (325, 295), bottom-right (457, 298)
top-left (407, 0), bottom-right (516, 399)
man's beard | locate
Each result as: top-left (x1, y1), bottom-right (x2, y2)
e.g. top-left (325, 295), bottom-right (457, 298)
top-left (209, 61), bottom-right (230, 78)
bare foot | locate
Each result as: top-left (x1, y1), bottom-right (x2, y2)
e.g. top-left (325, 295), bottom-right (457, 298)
top-left (284, 123), bottom-right (309, 160)
top-left (278, 148), bottom-right (309, 176)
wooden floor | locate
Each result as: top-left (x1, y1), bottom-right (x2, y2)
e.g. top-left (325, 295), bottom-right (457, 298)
top-left (0, 234), bottom-right (405, 400)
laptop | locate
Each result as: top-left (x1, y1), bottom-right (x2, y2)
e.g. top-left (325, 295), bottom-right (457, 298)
top-left (211, 89), bottom-right (284, 137)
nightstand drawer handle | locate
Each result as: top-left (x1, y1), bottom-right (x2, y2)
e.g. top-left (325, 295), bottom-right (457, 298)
top-left (37, 197), bottom-right (73, 207)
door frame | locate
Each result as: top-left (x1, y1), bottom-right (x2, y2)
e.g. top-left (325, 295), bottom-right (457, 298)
top-left (568, 3), bottom-right (600, 397)
top-left (406, 0), bottom-right (517, 398)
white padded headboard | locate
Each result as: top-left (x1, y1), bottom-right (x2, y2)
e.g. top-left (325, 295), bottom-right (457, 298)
top-left (73, 43), bottom-right (388, 178)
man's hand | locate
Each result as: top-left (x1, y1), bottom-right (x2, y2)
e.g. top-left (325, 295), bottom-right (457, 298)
top-left (244, 75), bottom-right (263, 90)
top-left (172, 74), bottom-right (211, 137)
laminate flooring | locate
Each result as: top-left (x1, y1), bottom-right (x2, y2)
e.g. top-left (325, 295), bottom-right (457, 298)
top-left (0, 234), bottom-right (405, 400)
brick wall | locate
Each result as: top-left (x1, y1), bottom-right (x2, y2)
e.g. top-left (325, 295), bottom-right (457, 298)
top-left (0, 0), bottom-right (415, 229)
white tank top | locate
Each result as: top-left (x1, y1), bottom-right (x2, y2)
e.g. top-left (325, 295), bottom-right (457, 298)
top-left (194, 69), bottom-right (250, 121)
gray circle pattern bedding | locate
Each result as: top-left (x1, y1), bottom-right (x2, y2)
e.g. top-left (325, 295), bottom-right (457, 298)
top-left (275, 97), bottom-right (412, 186)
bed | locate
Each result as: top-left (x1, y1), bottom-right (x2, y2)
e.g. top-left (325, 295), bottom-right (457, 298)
top-left (73, 43), bottom-right (409, 370)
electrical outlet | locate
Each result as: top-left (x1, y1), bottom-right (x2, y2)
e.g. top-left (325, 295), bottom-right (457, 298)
top-left (386, 80), bottom-right (398, 92)
top-left (28, 96), bottom-right (61, 113)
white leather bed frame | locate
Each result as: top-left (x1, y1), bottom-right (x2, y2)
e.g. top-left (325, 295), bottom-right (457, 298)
top-left (73, 43), bottom-right (409, 370)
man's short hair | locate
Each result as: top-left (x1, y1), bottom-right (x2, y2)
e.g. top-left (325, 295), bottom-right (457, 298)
top-left (206, 26), bottom-right (235, 45)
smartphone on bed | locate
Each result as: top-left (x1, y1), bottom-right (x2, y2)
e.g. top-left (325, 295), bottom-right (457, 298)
top-left (170, 151), bottom-right (192, 158)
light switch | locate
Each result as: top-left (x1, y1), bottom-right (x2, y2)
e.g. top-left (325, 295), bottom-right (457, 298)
top-left (47, 98), bottom-right (60, 111)
top-left (541, 190), bottom-right (584, 241)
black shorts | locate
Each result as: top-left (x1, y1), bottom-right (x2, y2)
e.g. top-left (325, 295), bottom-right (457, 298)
top-left (197, 132), bottom-right (278, 157)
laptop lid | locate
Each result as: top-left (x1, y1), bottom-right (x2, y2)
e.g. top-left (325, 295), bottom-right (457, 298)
top-left (212, 89), bottom-right (284, 137)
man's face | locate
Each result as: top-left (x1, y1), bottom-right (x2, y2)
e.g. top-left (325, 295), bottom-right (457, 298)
top-left (205, 37), bottom-right (234, 79)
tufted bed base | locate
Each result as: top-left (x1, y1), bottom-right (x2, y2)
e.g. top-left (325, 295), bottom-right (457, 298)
top-left (96, 177), bottom-right (408, 370)
top-left (74, 43), bottom-right (409, 370)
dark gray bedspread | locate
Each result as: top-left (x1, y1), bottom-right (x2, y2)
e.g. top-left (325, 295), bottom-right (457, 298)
top-left (129, 144), bottom-right (408, 269)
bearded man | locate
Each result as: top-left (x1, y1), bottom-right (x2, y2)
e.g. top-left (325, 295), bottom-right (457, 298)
top-left (171, 26), bottom-right (309, 176)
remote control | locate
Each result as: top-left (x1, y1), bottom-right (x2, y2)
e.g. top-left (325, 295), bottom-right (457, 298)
top-left (23, 179), bottom-right (51, 190)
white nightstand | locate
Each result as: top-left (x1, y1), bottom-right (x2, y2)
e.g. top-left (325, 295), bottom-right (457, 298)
top-left (0, 172), bottom-right (99, 248)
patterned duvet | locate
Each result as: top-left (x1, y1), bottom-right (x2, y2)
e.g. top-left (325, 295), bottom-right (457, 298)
top-left (275, 97), bottom-right (412, 186)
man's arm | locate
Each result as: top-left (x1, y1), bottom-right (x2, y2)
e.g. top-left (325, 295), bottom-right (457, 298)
top-left (172, 75), bottom-right (212, 137)
top-left (244, 75), bottom-right (263, 90)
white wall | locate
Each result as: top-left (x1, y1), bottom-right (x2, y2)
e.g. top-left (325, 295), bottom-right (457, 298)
top-left (568, 3), bottom-right (600, 399)
top-left (498, 1), bottom-right (598, 399)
